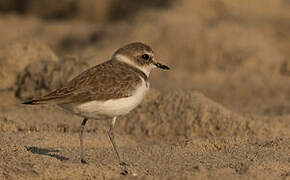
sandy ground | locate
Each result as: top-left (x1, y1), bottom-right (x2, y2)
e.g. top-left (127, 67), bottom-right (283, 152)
top-left (1, 0), bottom-right (290, 179)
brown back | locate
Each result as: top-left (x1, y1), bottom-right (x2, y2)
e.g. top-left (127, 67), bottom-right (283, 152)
top-left (34, 60), bottom-right (148, 104)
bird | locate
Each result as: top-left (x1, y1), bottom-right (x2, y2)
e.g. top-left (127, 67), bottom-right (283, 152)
top-left (23, 42), bottom-right (170, 169)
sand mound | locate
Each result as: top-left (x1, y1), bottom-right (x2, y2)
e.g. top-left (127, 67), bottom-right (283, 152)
top-left (0, 41), bottom-right (58, 90)
top-left (120, 90), bottom-right (249, 141)
top-left (0, 41), bottom-right (58, 107)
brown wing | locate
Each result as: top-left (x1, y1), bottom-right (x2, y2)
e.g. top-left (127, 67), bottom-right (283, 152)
top-left (29, 60), bottom-right (143, 105)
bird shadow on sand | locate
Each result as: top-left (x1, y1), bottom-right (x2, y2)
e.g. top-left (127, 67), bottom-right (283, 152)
top-left (25, 146), bottom-right (69, 161)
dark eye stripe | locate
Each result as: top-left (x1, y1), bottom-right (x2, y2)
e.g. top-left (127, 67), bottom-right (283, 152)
top-left (142, 54), bottom-right (150, 60)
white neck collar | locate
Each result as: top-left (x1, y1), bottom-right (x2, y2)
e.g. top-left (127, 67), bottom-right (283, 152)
top-left (113, 54), bottom-right (155, 77)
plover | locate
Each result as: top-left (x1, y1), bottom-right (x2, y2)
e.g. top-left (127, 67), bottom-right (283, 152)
top-left (23, 42), bottom-right (170, 167)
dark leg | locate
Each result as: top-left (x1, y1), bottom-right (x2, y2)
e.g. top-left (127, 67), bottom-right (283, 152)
top-left (80, 117), bottom-right (88, 164)
top-left (108, 117), bottom-right (128, 175)
top-left (108, 117), bottom-right (126, 166)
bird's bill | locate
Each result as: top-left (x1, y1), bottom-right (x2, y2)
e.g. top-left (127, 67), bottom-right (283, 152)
top-left (154, 62), bottom-right (170, 70)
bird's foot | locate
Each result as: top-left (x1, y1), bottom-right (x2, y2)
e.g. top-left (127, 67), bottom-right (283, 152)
top-left (121, 169), bottom-right (128, 176)
top-left (81, 158), bottom-right (88, 164)
top-left (119, 161), bottom-right (129, 175)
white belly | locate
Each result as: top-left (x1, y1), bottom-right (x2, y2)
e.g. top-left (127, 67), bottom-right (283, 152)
top-left (61, 78), bottom-right (149, 119)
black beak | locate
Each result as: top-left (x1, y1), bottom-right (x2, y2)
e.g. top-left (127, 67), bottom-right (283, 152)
top-left (154, 62), bottom-right (170, 70)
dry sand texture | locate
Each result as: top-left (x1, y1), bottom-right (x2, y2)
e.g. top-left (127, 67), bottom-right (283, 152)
top-left (1, 0), bottom-right (290, 179)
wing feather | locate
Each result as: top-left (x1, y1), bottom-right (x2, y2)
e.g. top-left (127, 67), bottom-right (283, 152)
top-left (26, 60), bottom-right (142, 105)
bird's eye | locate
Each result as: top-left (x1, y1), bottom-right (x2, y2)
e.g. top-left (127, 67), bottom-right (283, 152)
top-left (141, 54), bottom-right (150, 60)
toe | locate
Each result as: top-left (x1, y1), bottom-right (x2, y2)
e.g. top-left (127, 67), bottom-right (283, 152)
top-left (121, 169), bottom-right (128, 176)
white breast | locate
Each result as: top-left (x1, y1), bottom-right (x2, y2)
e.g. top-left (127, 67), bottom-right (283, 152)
top-left (62, 77), bottom-right (149, 119)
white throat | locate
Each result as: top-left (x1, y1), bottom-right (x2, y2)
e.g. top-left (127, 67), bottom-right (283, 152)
top-left (114, 54), bottom-right (155, 77)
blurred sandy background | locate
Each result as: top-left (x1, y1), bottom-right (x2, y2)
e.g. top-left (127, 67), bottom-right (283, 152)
top-left (0, 0), bottom-right (290, 179)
